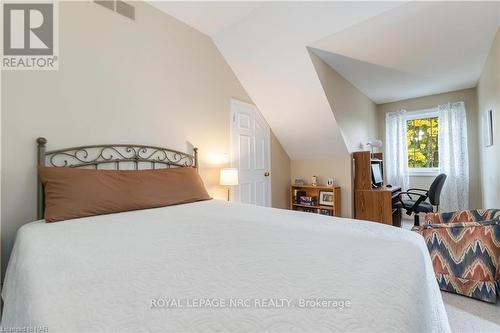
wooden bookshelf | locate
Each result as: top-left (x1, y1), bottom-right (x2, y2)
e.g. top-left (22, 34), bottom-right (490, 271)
top-left (289, 185), bottom-right (341, 217)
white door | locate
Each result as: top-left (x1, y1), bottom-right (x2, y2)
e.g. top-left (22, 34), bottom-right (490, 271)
top-left (230, 99), bottom-right (271, 206)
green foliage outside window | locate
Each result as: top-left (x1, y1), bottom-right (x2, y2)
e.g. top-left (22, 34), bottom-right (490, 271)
top-left (406, 117), bottom-right (439, 168)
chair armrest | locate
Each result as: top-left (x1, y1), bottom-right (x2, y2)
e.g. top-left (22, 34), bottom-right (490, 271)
top-left (414, 219), bottom-right (500, 236)
top-left (399, 190), bottom-right (428, 201)
top-left (398, 191), bottom-right (428, 212)
top-left (422, 219), bottom-right (500, 229)
top-left (407, 188), bottom-right (429, 195)
top-left (425, 209), bottom-right (500, 224)
top-left (424, 212), bottom-right (444, 224)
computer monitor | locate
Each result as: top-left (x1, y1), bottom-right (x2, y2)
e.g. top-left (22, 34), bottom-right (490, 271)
top-left (371, 161), bottom-right (383, 187)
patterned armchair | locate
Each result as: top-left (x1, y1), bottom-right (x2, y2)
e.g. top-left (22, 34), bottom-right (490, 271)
top-left (414, 209), bottom-right (500, 303)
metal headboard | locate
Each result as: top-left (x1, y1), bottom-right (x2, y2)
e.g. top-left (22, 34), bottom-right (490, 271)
top-left (36, 137), bottom-right (198, 219)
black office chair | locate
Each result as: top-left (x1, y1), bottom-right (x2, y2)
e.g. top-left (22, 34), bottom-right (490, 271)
top-left (397, 173), bottom-right (447, 226)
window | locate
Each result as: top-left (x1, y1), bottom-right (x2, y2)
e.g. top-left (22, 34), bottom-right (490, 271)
top-left (405, 110), bottom-right (439, 174)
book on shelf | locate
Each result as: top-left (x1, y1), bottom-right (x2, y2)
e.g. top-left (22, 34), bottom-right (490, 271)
top-left (319, 209), bottom-right (332, 216)
top-left (295, 190), bottom-right (306, 203)
top-left (298, 196), bottom-right (317, 206)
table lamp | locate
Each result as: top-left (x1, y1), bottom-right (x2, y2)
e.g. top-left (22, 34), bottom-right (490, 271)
top-left (219, 168), bottom-right (239, 201)
top-left (366, 139), bottom-right (383, 156)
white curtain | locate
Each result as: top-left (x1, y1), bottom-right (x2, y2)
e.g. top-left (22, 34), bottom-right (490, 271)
top-left (385, 110), bottom-right (409, 190)
top-left (438, 101), bottom-right (469, 212)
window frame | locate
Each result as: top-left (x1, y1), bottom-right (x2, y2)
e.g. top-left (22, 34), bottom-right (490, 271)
top-left (404, 108), bottom-right (440, 176)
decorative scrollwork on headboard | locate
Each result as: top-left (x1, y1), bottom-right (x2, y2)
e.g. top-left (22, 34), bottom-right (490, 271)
top-left (36, 137), bottom-right (198, 219)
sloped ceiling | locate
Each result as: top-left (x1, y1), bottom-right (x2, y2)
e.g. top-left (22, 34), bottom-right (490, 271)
top-left (311, 1), bottom-right (500, 104)
top-left (151, 1), bottom-right (402, 159)
top-left (150, 1), bottom-right (263, 36)
top-left (150, 1), bottom-right (499, 159)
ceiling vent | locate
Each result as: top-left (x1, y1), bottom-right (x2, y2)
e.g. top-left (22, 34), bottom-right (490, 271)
top-left (95, 1), bottom-right (135, 21)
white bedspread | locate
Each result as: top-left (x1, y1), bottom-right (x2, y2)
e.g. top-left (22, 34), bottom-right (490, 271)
top-left (2, 200), bottom-right (449, 332)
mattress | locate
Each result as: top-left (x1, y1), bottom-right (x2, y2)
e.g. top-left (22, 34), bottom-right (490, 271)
top-left (1, 200), bottom-right (450, 332)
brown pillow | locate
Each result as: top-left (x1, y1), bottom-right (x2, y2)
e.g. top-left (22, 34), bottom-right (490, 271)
top-left (38, 166), bottom-right (211, 222)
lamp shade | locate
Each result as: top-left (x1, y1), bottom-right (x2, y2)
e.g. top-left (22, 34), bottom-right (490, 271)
top-left (367, 139), bottom-right (383, 148)
top-left (220, 168), bottom-right (238, 186)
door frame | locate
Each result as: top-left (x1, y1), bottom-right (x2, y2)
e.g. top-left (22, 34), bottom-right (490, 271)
top-left (229, 98), bottom-right (272, 206)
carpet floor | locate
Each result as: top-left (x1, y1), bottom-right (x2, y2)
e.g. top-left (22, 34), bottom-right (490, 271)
top-left (442, 291), bottom-right (500, 332)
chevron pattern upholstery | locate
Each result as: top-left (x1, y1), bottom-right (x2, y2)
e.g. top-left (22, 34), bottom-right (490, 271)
top-left (425, 209), bottom-right (500, 224)
top-left (415, 209), bottom-right (500, 303)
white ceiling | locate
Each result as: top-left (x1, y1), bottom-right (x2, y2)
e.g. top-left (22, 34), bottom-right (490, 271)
top-left (311, 1), bottom-right (500, 104)
top-left (150, 1), bottom-right (263, 36)
top-left (151, 1), bottom-right (402, 159)
top-left (150, 1), bottom-right (500, 159)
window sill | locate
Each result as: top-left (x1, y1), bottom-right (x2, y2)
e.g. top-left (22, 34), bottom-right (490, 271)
top-left (409, 168), bottom-right (439, 177)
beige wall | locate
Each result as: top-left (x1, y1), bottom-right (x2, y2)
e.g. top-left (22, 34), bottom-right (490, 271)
top-left (377, 88), bottom-right (482, 209)
top-left (309, 51), bottom-right (379, 152)
top-left (287, 52), bottom-right (379, 218)
top-left (477, 28), bottom-right (500, 208)
top-left (0, 1), bottom-right (289, 276)
top-left (271, 133), bottom-right (291, 209)
top-left (290, 158), bottom-right (352, 217)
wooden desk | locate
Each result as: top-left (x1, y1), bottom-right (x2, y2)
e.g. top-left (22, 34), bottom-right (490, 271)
top-left (354, 186), bottom-right (401, 226)
top-left (352, 151), bottom-right (402, 226)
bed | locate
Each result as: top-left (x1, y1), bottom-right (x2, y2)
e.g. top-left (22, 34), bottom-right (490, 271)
top-left (1, 139), bottom-right (450, 332)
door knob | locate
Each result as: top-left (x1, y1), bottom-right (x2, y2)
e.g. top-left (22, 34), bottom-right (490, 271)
top-left (264, 172), bottom-right (270, 177)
